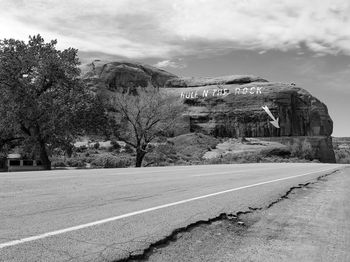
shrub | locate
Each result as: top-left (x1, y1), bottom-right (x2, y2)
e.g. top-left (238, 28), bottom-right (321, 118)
top-left (287, 140), bottom-right (314, 160)
top-left (144, 142), bottom-right (179, 166)
top-left (66, 158), bottom-right (86, 168)
top-left (261, 148), bottom-right (291, 158)
top-left (169, 133), bottom-right (220, 162)
top-left (52, 161), bottom-right (67, 167)
top-left (111, 140), bottom-right (121, 151)
top-left (204, 151), bottom-right (263, 165)
top-left (93, 142), bottom-right (100, 150)
top-left (335, 149), bottom-right (350, 164)
top-left (91, 154), bottom-right (133, 168)
top-left (75, 145), bottom-right (87, 153)
top-left (124, 144), bottom-right (134, 154)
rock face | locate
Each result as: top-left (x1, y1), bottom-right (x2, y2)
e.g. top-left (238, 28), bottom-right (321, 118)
top-left (81, 61), bottom-right (265, 91)
top-left (165, 75), bottom-right (268, 87)
top-left (174, 82), bottom-right (335, 162)
top-left (180, 83), bottom-right (333, 138)
top-left (81, 60), bottom-right (177, 93)
top-left (82, 60), bottom-right (335, 163)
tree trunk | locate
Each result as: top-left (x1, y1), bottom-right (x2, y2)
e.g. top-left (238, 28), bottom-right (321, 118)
top-left (39, 140), bottom-right (51, 170)
top-left (135, 149), bottom-right (146, 168)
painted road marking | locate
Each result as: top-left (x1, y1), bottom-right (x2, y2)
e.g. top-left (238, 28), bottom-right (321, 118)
top-left (0, 167), bottom-right (338, 249)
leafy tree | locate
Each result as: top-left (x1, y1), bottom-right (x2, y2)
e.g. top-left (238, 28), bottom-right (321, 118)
top-left (0, 35), bottom-right (104, 169)
top-left (110, 86), bottom-right (183, 167)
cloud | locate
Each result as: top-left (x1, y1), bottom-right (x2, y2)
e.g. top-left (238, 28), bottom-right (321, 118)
top-left (153, 59), bottom-right (186, 69)
top-left (1, 0), bottom-right (350, 59)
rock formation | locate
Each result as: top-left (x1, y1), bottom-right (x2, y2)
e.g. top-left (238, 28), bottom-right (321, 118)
top-left (164, 75), bottom-right (268, 87)
top-left (81, 60), bottom-right (177, 93)
top-left (81, 61), bottom-right (336, 163)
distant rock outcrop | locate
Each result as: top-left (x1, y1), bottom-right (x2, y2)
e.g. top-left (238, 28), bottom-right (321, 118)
top-left (82, 60), bottom-right (336, 163)
top-left (81, 60), bottom-right (177, 93)
top-left (165, 75), bottom-right (268, 87)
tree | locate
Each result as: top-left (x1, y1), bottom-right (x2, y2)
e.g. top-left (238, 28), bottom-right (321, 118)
top-left (110, 86), bottom-right (183, 167)
top-left (0, 35), bottom-right (103, 169)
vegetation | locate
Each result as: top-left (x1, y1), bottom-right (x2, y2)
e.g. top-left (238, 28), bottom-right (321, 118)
top-left (0, 34), bottom-right (329, 171)
top-left (91, 154), bottom-right (133, 168)
top-left (286, 140), bottom-right (314, 160)
top-left (333, 137), bottom-right (350, 164)
top-left (144, 133), bottom-right (220, 166)
top-left (0, 35), bottom-right (105, 169)
top-left (109, 86), bottom-right (183, 167)
top-left (334, 149), bottom-right (350, 164)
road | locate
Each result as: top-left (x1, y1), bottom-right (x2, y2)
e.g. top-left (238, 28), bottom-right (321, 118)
top-left (144, 166), bottom-right (350, 262)
top-left (0, 163), bottom-right (344, 261)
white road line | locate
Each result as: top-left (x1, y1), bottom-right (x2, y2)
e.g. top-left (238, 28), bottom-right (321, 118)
top-left (0, 167), bottom-right (338, 249)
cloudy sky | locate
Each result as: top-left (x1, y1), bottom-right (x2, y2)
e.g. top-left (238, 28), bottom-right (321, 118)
top-left (1, 0), bottom-right (349, 136)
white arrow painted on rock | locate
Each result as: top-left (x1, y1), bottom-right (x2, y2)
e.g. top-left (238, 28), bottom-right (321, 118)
top-left (262, 105), bottom-right (280, 128)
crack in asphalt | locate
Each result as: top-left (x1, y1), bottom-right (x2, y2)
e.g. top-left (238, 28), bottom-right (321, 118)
top-left (113, 169), bottom-right (340, 262)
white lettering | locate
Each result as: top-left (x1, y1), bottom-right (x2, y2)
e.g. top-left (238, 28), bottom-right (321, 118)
top-left (203, 90), bottom-right (209, 97)
top-left (249, 87), bottom-right (256, 94)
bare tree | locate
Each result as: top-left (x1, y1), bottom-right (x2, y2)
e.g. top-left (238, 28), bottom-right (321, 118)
top-left (111, 86), bottom-right (183, 167)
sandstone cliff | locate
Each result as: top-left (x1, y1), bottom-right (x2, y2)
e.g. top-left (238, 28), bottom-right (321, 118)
top-left (81, 60), bottom-right (177, 93)
top-left (170, 83), bottom-right (335, 163)
top-left (81, 61), bottom-right (336, 163)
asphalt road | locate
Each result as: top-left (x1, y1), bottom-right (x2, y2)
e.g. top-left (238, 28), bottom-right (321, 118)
top-left (0, 163), bottom-right (344, 262)
top-left (144, 166), bottom-right (350, 262)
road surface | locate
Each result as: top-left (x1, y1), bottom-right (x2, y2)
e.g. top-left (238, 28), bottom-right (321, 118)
top-left (0, 163), bottom-right (344, 261)
top-left (144, 166), bottom-right (350, 262)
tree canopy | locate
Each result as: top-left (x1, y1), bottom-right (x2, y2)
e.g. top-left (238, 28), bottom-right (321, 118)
top-left (0, 35), bottom-right (103, 169)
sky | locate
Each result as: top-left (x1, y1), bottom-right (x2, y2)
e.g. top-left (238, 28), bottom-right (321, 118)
top-left (0, 0), bottom-right (349, 136)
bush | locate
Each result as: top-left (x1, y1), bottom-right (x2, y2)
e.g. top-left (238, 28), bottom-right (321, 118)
top-left (111, 140), bottom-right (121, 150)
top-left (261, 147), bottom-right (291, 157)
top-left (66, 158), bottom-right (86, 168)
top-left (91, 154), bottom-right (133, 168)
top-left (144, 143), bottom-right (179, 166)
top-left (111, 140), bottom-right (121, 152)
top-left (52, 161), bottom-right (67, 167)
top-left (300, 140), bottom-right (314, 159)
top-left (169, 133), bottom-right (220, 162)
top-left (124, 144), bottom-right (134, 154)
top-left (75, 145), bottom-right (87, 153)
top-left (335, 148), bottom-right (350, 164)
top-left (93, 142), bottom-right (100, 150)
top-left (287, 140), bottom-right (314, 160)
top-left (204, 151), bottom-right (263, 165)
